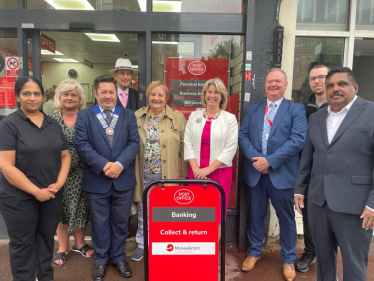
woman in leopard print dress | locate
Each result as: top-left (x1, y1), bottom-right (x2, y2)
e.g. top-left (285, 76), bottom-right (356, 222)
top-left (48, 79), bottom-right (94, 267)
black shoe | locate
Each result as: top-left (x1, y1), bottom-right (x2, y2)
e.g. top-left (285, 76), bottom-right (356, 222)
top-left (92, 264), bottom-right (106, 281)
top-left (295, 252), bottom-right (316, 272)
top-left (116, 260), bottom-right (132, 278)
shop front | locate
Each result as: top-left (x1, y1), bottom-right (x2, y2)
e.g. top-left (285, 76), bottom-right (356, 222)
top-left (0, 0), bottom-right (263, 252)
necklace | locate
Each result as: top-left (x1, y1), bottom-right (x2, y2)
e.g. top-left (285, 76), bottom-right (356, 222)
top-left (204, 109), bottom-right (221, 122)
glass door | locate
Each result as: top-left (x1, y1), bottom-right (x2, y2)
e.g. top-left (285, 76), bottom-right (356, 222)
top-left (39, 31), bottom-right (139, 108)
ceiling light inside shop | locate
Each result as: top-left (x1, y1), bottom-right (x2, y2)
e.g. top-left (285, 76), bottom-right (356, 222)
top-left (53, 58), bottom-right (79, 63)
top-left (152, 41), bottom-right (178, 45)
top-left (41, 50), bottom-right (64, 55)
top-left (85, 33), bottom-right (120, 42)
top-left (44, 0), bottom-right (94, 10)
top-left (153, 1), bottom-right (181, 12)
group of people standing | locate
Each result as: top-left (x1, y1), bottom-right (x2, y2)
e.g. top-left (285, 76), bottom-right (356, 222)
top-left (240, 65), bottom-right (374, 281)
top-left (0, 58), bottom-right (238, 281)
top-left (0, 57), bottom-right (373, 281)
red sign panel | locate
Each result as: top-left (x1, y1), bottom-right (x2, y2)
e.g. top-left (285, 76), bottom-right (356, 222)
top-left (41, 33), bottom-right (56, 53)
top-left (0, 77), bottom-right (16, 107)
top-left (245, 70), bottom-right (252, 81)
top-left (5, 57), bottom-right (19, 77)
top-left (165, 58), bottom-right (229, 119)
top-left (148, 185), bottom-right (220, 281)
top-left (187, 61), bottom-right (206, 75)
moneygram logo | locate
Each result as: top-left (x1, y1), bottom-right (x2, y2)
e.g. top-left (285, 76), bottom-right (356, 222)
top-left (166, 244), bottom-right (174, 252)
top-left (152, 242), bottom-right (215, 255)
top-left (174, 189), bottom-right (194, 205)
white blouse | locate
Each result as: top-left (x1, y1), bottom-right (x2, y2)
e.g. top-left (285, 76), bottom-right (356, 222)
top-left (184, 109), bottom-right (238, 167)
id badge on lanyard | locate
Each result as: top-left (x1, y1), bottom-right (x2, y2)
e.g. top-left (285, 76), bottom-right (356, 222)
top-left (265, 104), bottom-right (273, 141)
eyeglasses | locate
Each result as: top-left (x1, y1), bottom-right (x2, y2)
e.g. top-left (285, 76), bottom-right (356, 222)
top-left (309, 75), bottom-right (327, 82)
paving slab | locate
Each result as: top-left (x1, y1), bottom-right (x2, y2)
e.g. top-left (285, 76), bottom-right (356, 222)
top-left (0, 239), bottom-right (374, 280)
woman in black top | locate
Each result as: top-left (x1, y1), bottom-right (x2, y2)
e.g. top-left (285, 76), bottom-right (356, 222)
top-left (0, 77), bottom-right (71, 281)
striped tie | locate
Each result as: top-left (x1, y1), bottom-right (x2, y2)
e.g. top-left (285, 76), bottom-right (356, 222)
top-left (262, 103), bottom-right (276, 156)
top-left (104, 110), bottom-right (113, 147)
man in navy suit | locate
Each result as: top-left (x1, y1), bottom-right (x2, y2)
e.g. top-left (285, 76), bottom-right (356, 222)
top-left (239, 68), bottom-right (307, 281)
top-left (75, 74), bottom-right (139, 280)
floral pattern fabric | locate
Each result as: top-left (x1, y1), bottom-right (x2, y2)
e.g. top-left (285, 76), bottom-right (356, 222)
top-left (48, 112), bottom-right (89, 233)
top-left (144, 115), bottom-right (163, 174)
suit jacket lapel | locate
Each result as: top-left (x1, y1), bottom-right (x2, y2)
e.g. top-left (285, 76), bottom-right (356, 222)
top-left (91, 108), bottom-right (112, 148)
top-left (257, 101), bottom-right (267, 140)
top-left (319, 108), bottom-right (329, 147)
top-left (269, 99), bottom-right (289, 138)
top-left (329, 97), bottom-right (365, 146)
top-left (116, 98), bottom-right (123, 108)
top-left (127, 89), bottom-right (132, 110)
top-left (129, 88), bottom-right (137, 110)
top-left (112, 108), bottom-right (124, 147)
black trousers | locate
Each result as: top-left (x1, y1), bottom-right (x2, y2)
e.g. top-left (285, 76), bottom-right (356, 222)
top-left (0, 190), bottom-right (63, 281)
top-left (301, 198), bottom-right (315, 254)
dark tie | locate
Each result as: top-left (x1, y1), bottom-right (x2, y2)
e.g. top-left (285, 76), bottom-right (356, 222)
top-left (104, 110), bottom-right (111, 126)
top-left (103, 110), bottom-right (113, 147)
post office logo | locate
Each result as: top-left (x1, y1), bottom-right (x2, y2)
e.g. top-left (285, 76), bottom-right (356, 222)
top-left (174, 189), bottom-right (194, 205)
top-left (188, 61), bottom-right (206, 75)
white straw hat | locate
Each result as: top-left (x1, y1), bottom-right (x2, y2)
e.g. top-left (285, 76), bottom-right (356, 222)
top-left (109, 58), bottom-right (138, 73)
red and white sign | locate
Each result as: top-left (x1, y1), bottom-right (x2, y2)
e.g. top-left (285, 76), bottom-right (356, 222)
top-left (0, 77), bottom-right (16, 107)
top-left (41, 33), bottom-right (56, 54)
top-left (174, 189), bottom-right (194, 204)
top-left (5, 57), bottom-right (19, 77)
top-left (148, 185), bottom-right (220, 281)
top-left (245, 70), bottom-right (252, 81)
top-left (166, 58), bottom-right (229, 119)
top-left (188, 61), bottom-right (206, 75)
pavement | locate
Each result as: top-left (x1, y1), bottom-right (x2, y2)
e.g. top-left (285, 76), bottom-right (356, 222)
top-left (1, 237), bottom-right (374, 280)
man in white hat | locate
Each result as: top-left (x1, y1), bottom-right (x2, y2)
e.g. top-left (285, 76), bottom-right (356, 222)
top-left (110, 58), bottom-right (139, 111)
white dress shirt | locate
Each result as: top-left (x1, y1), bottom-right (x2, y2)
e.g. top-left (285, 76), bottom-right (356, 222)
top-left (263, 98), bottom-right (284, 130)
top-left (326, 95), bottom-right (357, 143)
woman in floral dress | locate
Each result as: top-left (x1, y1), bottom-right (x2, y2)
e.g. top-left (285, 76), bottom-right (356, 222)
top-left (48, 79), bottom-right (94, 267)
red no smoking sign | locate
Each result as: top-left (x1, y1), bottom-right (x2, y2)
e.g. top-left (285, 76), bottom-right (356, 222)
top-left (146, 183), bottom-right (224, 281)
top-left (5, 57), bottom-right (19, 77)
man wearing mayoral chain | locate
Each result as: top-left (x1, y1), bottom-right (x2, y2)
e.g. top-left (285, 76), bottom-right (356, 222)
top-left (75, 74), bottom-right (139, 280)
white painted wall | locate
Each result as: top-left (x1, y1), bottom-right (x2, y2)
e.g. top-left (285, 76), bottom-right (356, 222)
top-left (279, 0), bottom-right (298, 100)
top-left (42, 62), bottom-right (115, 87)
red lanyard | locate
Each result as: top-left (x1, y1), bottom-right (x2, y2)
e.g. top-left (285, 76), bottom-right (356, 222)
top-left (265, 104), bottom-right (273, 126)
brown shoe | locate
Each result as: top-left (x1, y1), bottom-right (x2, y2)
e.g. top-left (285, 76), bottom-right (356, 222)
top-left (242, 256), bottom-right (261, 272)
top-left (283, 263), bottom-right (296, 281)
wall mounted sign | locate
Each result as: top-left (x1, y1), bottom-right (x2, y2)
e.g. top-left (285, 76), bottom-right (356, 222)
top-left (245, 70), bottom-right (252, 81)
top-left (5, 57), bottom-right (19, 77)
top-left (0, 77), bottom-right (16, 107)
top-left (166, 58), bottom-right (229, 119)
top-left (41, 33), bottom-right (56, 54)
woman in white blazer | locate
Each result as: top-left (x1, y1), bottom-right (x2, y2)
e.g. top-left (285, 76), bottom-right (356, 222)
top-left (184, 78), bottom-right (238, 221)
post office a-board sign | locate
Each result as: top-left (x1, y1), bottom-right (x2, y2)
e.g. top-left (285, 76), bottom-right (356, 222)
top-left (148, 185), bottom-right (220, 281)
